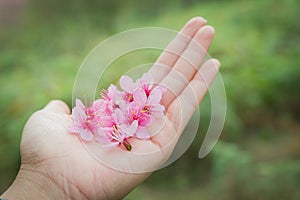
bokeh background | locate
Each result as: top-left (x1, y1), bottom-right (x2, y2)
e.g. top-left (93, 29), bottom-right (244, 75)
top-left (1, 0), bottom-right (300, 199)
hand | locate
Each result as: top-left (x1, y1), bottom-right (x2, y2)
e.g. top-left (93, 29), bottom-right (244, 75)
top-left (1, 17), bottom-right (219, 200)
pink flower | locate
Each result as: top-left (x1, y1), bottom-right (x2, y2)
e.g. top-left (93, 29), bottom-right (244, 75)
top-left (118, 120), bottom-right (138, 137)
top-left (125, 103), bottom-right (152, 126)
top-left (122, 87), bottom-right (164, 139)
top-left (90, 99), bottom-right (106, 117)
top-left (117, 73), bottom-right (165, 140)
top-left (136, 73), bottom-right (154, 97)
top-left (120, 73), bottom-right (166, 100)
top-left (119, 102), bottom-right (151, 139)
top-left (95, 127), bottom-right (127, 148)
top-left (118, 100), bottom-right (151, 128)
top-left (136, 73), bottom-right (167, 96)
top-left (101, 84), bottom-right (124, 110)
top-left (120, 73), bottom-right (153, 103)
top-left (95, 108), bottom-right (138, 151)
top-left (103, 127), bottom-right (134, 150)
top-left (69, 99), bottom-right (103, 141)
top-left (133, 87), bottom-right (165, 118)
top-left (69, 73), bottom-right (167, 150)
top-left (112, 109), bottom-right (138, 138)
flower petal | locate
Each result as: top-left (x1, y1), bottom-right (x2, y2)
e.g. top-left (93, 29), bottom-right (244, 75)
top-left (94, 129), bottom-right (107, 143)
top-left (136, 127), bottom-right (150, 139)
top-left (113, 108), bottom-right (125, 124)
top-left (151, 104), bottom-right (165, 118)
top-left (73, 106), bottom-right (86, 125)
top-left (138, 73), bottom-right (153, 85)
top-left (118, 100), bottom-right (127, 112)
top-left (108, 84), bottom-right (117, 93)
top-left (133, 88), bottom-right (147, 108)
top-left (156, 85), bottom-right (167, 94)
top-left (75, 99), bottom-right (85, 109)
top-left (118, 120), bottom-right (137, 137)
top-left (79, 129), bottom-right (94, 141)
top-left (148, 87), bottom-right (162, 105)
top-left (120, 75), bottom-right (136, 93)
top-left (128, 120), bottom-right (138, 136)
top-left (138, 113), bottom-right (152, 126)
top-left (95, 136), bottom-right (108, 144)
top-left (92, 99), bottom-right (105, 113)
top-left (100, 116), bottom-right (114, 127)
top-left (68, 125), bottom-right (78, 133)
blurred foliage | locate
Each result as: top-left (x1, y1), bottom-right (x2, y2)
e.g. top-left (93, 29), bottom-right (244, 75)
top-left (1, 0), bottom-right (300, 199)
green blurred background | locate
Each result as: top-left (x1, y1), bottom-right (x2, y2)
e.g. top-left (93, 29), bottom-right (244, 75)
top-left (0, 0), bottom-right (299, 199)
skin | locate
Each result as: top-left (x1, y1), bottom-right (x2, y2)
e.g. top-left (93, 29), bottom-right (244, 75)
top-left (1, 17), bottom-right (220, 200)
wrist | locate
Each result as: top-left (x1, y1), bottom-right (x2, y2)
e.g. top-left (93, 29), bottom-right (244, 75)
top-left (1, 164), bottom-right (66, 200)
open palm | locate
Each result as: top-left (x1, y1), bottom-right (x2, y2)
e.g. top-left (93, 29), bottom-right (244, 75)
top-left (17, 17), bottom-right (219, 200)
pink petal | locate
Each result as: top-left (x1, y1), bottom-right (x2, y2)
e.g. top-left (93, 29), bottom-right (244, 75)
top-left (92, 99), bottom-right (105, 113)
top-left (94, 129), bottom-right (106, 143)
top-left (118, 100), bottom-right (127, 111)
top-left (95, 135), bottom-right (108, 144)
top-left (156, 85), bottom-right (167, 94)
top-left (79, 129), bottom-right (94, 141)
top-left (99, 138), bottom-right (119, 147)
top-left (101, 127), bottom-right (114, 133)
top-left (118, 125), bottom-right (128, 137)
top-left (138, 73), bottom-right (153, 85)
top-left (103, 142), bottom-right (119, 148)
top-left (113, 109), bottom-right (125, 124)
top-left (120, 75), bottom-right (136, 93)
top-left (108, 84), bottom-right (117, 94)
top-left (73, 107), bottom-right (86, 124)
top-left (104, 84), bottom-right (116, 100)
top-left (108, 84), bottom-right (123, 102)
top-left (68, 125), bottom-right (78, 133)
top-left (136, 127), bottom-right (150, 139)
top-left (90, 123), bottom-right (100, 133)
top-left (100, 116), bottom-right (114, 127)
top-left (133, 88), bottom-right (147, 108)
top-left (95, 133), bottom-right (119, 148)
top-left (95, 128), bottom-right (112, 144)
top-left (75, 99), bottom-right (85, 109)
top-left (138, 113), bottom-right (152, 126)
top-left (130, 120), bottom-right (138, 131)
top-left (148, 87), bottom-right (162, 105)
top-left (151, 104), bottom-right (165, 118)
top-left (126, 120), bottom-right (138, 136)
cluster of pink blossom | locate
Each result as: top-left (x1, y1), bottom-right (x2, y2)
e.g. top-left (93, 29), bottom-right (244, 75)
top-left (69, 73), bottom-right (166, 151)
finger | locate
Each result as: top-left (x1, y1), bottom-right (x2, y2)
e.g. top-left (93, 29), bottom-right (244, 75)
top-left (43, 100), bottom-right (70, 114)
top-left (150, 59), bottom-right (220, 149)
top-left (168, 59), bottom-right (220, 133)
top-left (160, 25), bottom-right (215, 108)
top-left (149, 17), bottom-right (207, 83)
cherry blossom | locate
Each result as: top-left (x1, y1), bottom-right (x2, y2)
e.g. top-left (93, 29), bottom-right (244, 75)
top-left (69, 99), bottom-right (103, 141)
top-left (70, 73), bottom-right (166, 151)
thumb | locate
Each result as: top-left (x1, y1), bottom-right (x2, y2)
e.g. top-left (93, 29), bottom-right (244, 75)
top-left (43, 100), bottom-right (70, 114)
